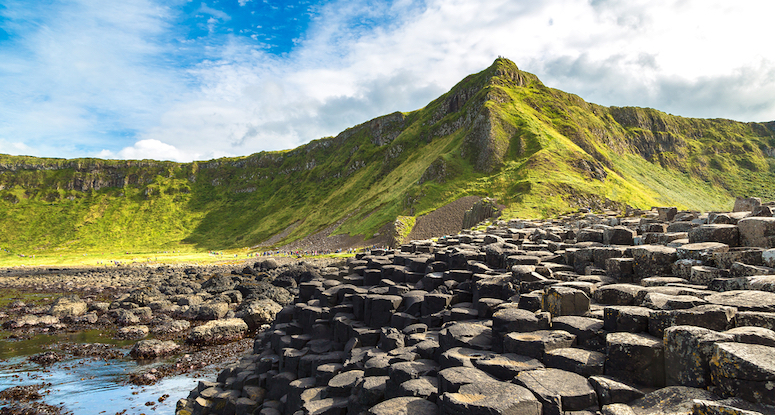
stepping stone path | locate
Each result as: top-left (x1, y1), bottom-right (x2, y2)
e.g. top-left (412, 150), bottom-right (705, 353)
top-left (177, 203), bottom-right (775, 415)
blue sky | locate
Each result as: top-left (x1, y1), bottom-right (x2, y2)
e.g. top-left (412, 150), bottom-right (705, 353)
top-left (2, 0), bottom-right (775, 162)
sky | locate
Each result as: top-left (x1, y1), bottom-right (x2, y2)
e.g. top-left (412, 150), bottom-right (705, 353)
top-left (1, 0), bottom-right (775, 162)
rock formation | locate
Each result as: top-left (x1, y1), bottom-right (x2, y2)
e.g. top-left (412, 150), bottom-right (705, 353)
top-left (175, 204), bottom-right (775, 415)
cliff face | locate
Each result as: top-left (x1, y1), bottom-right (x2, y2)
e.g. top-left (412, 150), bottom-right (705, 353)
top-left (1, 57), bottom-right (774, 253)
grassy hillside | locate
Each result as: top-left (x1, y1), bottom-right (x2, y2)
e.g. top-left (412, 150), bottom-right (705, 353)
top-left (1, 58), bottom-right (774, 256)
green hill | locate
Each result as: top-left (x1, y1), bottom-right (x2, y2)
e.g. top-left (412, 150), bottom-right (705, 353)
top-left (1, 58), bottom-right (774, 255)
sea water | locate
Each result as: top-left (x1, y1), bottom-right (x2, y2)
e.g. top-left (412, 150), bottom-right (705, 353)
top-left (0, 332), bottom-right (215, 414)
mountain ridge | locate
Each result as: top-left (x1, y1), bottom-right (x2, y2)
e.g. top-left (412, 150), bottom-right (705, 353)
top-left (1, 58), bottom-right (774, 255)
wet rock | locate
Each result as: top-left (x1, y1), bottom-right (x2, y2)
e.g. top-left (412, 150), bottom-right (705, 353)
top-left (116, 325), bottom-right (150, 339)
top-left (130, 339), bottom-right (180, 359)
top-left (152, 319), bottom-right (190, 334)
top-left (29, 351), bottom-right (63, 366)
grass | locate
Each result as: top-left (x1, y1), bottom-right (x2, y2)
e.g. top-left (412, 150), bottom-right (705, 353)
top-left (0, 57), bottom-right (773, 260)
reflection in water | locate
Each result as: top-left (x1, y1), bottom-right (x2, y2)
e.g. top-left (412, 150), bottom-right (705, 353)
top-left (0, 330), bottom-right (136, 360)
top-left (0, 332), bottom-right (214, 414)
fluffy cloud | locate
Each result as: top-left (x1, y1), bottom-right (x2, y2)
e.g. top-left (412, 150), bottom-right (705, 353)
top-left (98, 139), bottom-right (190, 162)
top-left (2, 0), bottom-right (775, 162)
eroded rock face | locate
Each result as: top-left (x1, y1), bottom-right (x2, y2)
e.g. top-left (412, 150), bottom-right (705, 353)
top-left (176, 205), bottom-right (775, 415)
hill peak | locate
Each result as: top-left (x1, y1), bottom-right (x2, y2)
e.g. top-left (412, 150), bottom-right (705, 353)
top-left (483, 57), bottom-right (543, 88)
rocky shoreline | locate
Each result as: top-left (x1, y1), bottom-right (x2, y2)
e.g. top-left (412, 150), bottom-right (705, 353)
top-left (177, 202), bottom-right (775, 415)
top-left (0, 257), bottom-right (342, 413)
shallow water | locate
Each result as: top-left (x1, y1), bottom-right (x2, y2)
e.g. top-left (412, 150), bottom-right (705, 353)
top-left (0, 330), bottom-right (135, 360)
top-left (0, 333), bottom-right (217, 414)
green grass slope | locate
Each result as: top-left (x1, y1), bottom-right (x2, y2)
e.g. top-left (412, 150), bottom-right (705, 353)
top-left (1, 58), bottom-right (774, 255)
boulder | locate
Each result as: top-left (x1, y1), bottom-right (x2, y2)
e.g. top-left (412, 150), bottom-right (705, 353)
top-left (437, 366), bottom-right (498, 394)
top-left (115, 325), bottom-right (149, 340)
top-left (188, 318), bottom-right (248, 345)
top-left (130, 339), bottom-right (180, 359)
top-left (239, 299), bottom-right (282, 330)
top-left (48, 295), bottom-right (88, 318)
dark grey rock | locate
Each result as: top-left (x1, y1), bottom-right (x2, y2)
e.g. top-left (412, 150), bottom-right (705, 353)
top-left (605, 332), bottom-right (665, 388)
top-left (503, 330), bottom-right (576, 360)
top-left (629, 386), bottom-right (720, 415)
top-left (516, 368), bottom-right (598, 414)
top-left (709, 342), bottom-right (775, 405)
top-left (367, 397), bottom-right (438, 415)
top-left (544, 347), bottom-right (605, 377)
top-left (663, 325), bottom-right (734, 388)
top-left (439, 381), bottom-right (542, 415)
top-left (589, 375), bottom-right (645, 406)
top-left (468, 352), bottom-right (543, 381)
top-left (437, 366), bottom-right (498, 394)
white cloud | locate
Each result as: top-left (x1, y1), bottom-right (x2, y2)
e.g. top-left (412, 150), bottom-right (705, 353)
top-left (138, 0), bottom-right (775, 162)
top-left (101, 139), bottom-right (191, 162)
top-left (2, 0), bottom-right (775, 163)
